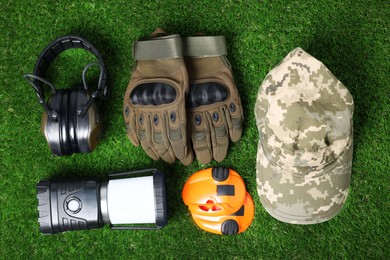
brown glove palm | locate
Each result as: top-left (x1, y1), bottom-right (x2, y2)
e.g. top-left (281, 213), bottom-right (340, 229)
top-left (124, 31), bottom-right (193, 165)
top-left (184, 36), bottom-right (244, 164)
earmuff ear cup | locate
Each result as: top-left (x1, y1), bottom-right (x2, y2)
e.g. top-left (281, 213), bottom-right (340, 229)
top-left (59, 90), bottom-right (72, 155)
top-left (43, 88), bottom-right (102, 155)
top-left (85, 100), bottom-right (102, 152)
top-left (68, 88), bottom-right (80, 153)
top-left (74, 90), bottom-right (102, 153)
top-left (42, 92), bottom-right (62, 155)
top-left (75, 89), bottom-right (90, 153)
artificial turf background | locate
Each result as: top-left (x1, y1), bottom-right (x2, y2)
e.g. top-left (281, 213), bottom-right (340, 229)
top-left (0, 0), bottom-right (389, 258)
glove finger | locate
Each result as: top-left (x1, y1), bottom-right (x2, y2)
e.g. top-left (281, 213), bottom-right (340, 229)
top-left (191, 112), bottom-right (212, 164)
top-left (138, 111), bottom-right (159, 161)
top-left (179, 146), bottom-right (194, 166)
top-left (225, 100), bottom-right (244, 142)
top-left (176, 107), bottom-right (194, 166)
top-left (124, 105), bottom-right (140, 146)
top-left (166, 105), bottom-right (188, 161)
top-left (151, 112), bottom-right (176, 164)
top-left (209, 109), bottom-right (229, 162)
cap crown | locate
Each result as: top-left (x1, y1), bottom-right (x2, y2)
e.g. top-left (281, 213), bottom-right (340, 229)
top-left (255, 48), bottom-right (354, 175)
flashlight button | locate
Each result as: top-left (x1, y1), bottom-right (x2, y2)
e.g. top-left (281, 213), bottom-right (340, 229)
top-left (66, 197), bottom-right (82, 213)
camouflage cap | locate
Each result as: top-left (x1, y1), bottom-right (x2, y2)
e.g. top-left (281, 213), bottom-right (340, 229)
top-left (255, 48), bottom-right (354, 224)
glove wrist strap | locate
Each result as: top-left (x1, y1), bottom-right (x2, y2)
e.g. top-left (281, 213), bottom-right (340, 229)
top-left (133, 35), bottom-right (182, 60)
top-left (183, 36), bottom-right (227, 57)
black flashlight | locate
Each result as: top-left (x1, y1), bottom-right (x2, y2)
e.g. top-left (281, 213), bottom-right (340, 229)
top-left (36, 169), bottom-right (167, 234)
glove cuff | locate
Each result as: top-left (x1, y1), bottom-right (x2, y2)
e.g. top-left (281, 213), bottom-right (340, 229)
top-left (133, 35), bottom-right (183, 60)
top-left (183, 36), bottom-right (227, 57)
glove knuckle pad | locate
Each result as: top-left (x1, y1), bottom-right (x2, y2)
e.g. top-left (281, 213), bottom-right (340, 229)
top-left (187, 82), bottom-right (228, 109)
top-left (130, 82), bottom-right (177, 106)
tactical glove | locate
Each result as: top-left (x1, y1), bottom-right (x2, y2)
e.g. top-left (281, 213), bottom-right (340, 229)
top-left (124, 30), bottom-right (193, 165)
top-left (184, 36), bottom-right (243, 164)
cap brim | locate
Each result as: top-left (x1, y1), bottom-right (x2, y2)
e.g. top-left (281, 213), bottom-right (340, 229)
top-left (256, 140), bottom-right (353, 224)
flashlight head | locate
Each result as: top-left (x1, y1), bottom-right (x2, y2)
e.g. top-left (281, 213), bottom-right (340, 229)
top-left (36, 179), bottom-right (104, 234)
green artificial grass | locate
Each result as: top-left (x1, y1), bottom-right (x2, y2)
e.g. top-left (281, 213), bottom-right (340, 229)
top-left (1, 0), bottom-right (389, 258)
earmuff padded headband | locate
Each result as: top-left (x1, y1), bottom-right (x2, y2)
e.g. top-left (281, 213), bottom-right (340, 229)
top-left (33, 35), bottom-right (107, 95)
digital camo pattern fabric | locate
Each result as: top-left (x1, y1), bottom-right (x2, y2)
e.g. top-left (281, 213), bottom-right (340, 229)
top-left (255, 48), bottom-right (354, 224)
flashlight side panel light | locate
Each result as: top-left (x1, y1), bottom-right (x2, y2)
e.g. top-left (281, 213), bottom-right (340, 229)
top-left (107, 176), bottom-right (156, 224)
top-left (105, 170), bottom-right (168, 230)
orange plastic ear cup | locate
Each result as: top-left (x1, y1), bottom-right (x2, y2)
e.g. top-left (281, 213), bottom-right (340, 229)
top-left (190, 192), bottom-right (255, 235)
top-left (182, 167), bottom-right (246, 216)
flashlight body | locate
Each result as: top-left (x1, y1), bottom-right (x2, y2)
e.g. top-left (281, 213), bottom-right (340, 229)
top-left (37, 180), bottom-right (103, 234)
top-left (36, 169), bottom-right (167, 234)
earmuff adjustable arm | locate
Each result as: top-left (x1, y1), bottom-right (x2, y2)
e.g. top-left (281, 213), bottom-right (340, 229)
top-left (23, 74), bottom-right (58, 122)
top-left (78, 62), bottom-right (104, 118)
top-left (78, 90), bottom-right (99, 118)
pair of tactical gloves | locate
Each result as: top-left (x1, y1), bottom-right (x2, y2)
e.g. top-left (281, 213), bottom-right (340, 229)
top-left (123, 29), bottom-right (243, 166)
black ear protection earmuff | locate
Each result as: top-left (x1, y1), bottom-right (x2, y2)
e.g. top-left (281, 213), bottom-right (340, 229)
top-left (24, 35), bottom-right (108, 156)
